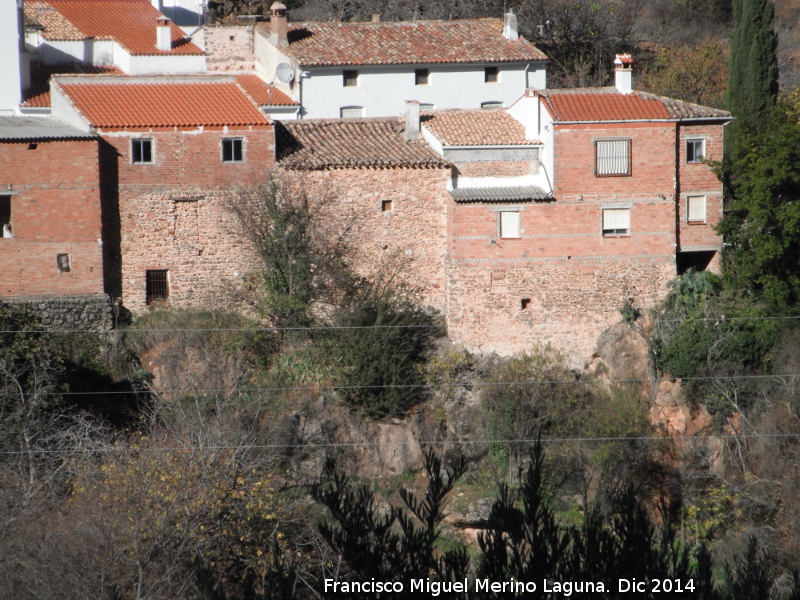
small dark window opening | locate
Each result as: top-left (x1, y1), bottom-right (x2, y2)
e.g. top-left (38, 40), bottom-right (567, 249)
top-left (57, 254), bottom-right (70, 272)
top-left (415, 69), bottom-right (429, 85)
top-left (381, 199), bottom-right (393, 212)
top-left (132, 139), bottom-right (153, 164)
top-left (521, 298), bottom-right (531, 310)
top-left (222, 138), bottom-right (243, 163)
top-left (343, 69), bottom-right (359, 87)
top-left (146, 269), bottom-right (169, 305)
top-left (28, 143), bottom-right (38, 150)
top-left (0, 196), bottom-right (10, 238)
top-left (485, 66), bottom-right (499, 83)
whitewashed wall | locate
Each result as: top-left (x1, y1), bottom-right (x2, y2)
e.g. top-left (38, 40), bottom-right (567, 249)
top-left (0, 1), bottom-right (24, 114)
top-left (298, 62), bottom-right (547, 119)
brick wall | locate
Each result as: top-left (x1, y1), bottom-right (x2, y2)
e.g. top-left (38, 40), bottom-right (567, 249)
top-left (0, 138), bottom-right (105, 297)
top-left (105, 127), bottom-right (275, 313)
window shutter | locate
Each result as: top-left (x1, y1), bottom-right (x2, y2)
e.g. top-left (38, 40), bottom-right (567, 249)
top-left (500, 211), bottom-right (520, 238)
top-left (688, 196), bottom-right (706, 222)
top-left (602, 208), bottom-right (630, 234)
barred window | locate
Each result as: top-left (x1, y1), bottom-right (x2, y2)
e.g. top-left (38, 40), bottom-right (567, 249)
top-left (595, 138), bottom-right (631, 177)
top-left (146, 269), bottom-right (169, 305)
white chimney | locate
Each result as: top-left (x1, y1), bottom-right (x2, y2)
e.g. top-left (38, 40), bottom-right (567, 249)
top-left (614, 53), bottom-right (633, 94)
top-left (270, 2), bottom-right (288, 47)
top-left (503, 9), bottom-right (519, 40)
top-left (156, 16), bottom-right (172, 51)
top-left (403, 100), bottom-right (420, 141)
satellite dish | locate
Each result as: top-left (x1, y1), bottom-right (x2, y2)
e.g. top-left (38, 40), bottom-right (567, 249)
top-left (276, 62), bottom-right (294, 83)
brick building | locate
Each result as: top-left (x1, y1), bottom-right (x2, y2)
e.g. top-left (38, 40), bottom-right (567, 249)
top-left (0, 116), bottom-right (105, 300)
top-left (50, 74), bottom-right (276, 312)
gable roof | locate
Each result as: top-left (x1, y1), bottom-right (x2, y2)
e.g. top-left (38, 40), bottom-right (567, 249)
top-left (25, 0), bottom-right (204, 56)
top-left (538, 88), bottom-right (731, 122)
top-left (23, 61), bottom-right (123, 108)
top-left (0, 116), bottom-right (96, 140)
top-left (236, 74), bottom-right (297, 106)
top-left (56, 80), bottom-right (271, 128)
top-left (423, 109), bottom-right (540, 146)
top-left (259, 18), bottom-right (546, 67)
top-left (276, 118), bottom-right (450, 170)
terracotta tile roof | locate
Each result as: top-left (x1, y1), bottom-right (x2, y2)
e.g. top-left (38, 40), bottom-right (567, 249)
top-left (539, 88), bottom-right (731, 122)
top-left (276, 118), bottom-right (450, 170)
top-left (423, 109), bottom-right (540, 146)
top-left (259, 18), bottom-right (546, 67)
top-left (236, 75), bottom-right (297, 106)
top-left (57, 81), bottom-right (270, 128)
top-left (26, 0), bottom-right (204, 56)
top-left (23, 61), bottom-right (123, 107)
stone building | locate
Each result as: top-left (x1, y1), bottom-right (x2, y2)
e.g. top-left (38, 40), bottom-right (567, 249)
top-left (50, 73), bottom-right (276, 313)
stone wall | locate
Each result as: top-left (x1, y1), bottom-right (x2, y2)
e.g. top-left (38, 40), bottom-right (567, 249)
top-left (203, 25), bottom-right (255, 72)
top-left (2, 294), bottom-right (114, 331)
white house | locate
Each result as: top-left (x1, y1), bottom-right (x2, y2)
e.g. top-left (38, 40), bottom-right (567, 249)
top-left (0, 1), bottom-right (30, 115)
top-left (253, 3), bottom-right (548, 119)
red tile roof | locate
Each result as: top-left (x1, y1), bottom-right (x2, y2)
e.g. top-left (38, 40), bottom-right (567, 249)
top-left (538, 88), bottom-right (731, 122)
top-left (276, 118), bottom-right (449, 169)
top-left (26, 0), bottom-right (204, 56)
top-left (57, 81), bottom-right (270, 128)
top-left (23, 61), bottom-right (123, 107)
top-left (236, 75), bottom-right (298, 106)
top-left (258, 19), bottom-right (546, 67)
top-left (423, 109), bottom-right (540, 146)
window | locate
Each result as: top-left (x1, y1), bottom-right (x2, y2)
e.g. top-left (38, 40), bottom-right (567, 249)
top-left (340, 106), bottom-right (364, 118)
top-left (415, 69), bottom-right (429, 85)
top-left (343, 69), bottom-right (359, 87)
top-left (595, 138), bottom-right (631, 177)
top-left (381, 199), bottom-right (393, 212)
top-left (132, 139), bottom-right (153, 164)
top-left (146, 269), bottom-right (169, 305)
top-left (500, 211), bottom-right (520, 238)
top-left (602, 207), bottom-right (630, 236)
top-left (419, 103), bottom-right (435, 111)
top-left (56, 254), bottom-right (70, 272)
top-left (481, 101), bottom-right (504, 109)
top-left (687, 195), bottom-right (706, 223)
top-left (0, 196), bottom-right (10, 238)
top-left (222, 138), bottom-right (243, 163)
top-left (687, 138), bottom-right (705, 163)
top-left (485, 66), bottom-right (499, 83)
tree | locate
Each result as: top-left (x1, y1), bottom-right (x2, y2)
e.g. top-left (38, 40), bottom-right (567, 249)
top-left (726, 0), bottom-right (778, 129)
top-left (639, 41), bottom-right (729, 109)
top-left (717, 96), bottom-right (800, 307)
top-left (230, 177), bottom-right (355, 330)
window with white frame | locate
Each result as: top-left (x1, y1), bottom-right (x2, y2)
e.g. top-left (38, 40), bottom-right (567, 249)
top-left (420, 103), bottom-right (435, 111)
top-left (602, 207), bottom-right (630, 236)
top-left (500, 211), bottom-right (521, 238)
top-left (687, 195), bottom-right (706, 223)
top-left (222, 138), bottom-right (243, 163)
top-left (132, 139), bottom-right (153, 164)
top-left (686, 139), bottom-right (705, 163)
top-left (595, 138), bottom-right (631, 177)
top-left (340, 106), bottom-right (364, 118)
top-left (481, 101), bottom-right (504, 109)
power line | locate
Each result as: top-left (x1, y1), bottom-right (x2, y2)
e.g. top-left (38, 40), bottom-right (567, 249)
top-left (0, 372), bottom-right (796, 398)
top-left (0, 313), bottom-right (799, 334)
top-left (0, 432), bottom-right (797, 456)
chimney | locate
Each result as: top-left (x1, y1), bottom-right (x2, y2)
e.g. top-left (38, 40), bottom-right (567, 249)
top-left (614, 53), bottom-right (633, 94)
top-left (403, 100), bottom-right (420, 141)
top-left (156, 16), bottom-right (171, 51)
top-left (503, 8), bottom-right (518, 40)
top-left (372, 13), bottom-right (380, 22)
top-left (270, 2), bottom-right (288, 47)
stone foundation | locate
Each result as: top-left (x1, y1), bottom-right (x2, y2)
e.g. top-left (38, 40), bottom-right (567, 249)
top-left (2, 294), bottom-right (115, 331)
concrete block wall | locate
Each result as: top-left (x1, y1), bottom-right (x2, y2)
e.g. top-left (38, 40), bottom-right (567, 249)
top-left (0, 138), bottom-right (105, 297)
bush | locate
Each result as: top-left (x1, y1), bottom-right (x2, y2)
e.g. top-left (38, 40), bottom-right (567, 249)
top-left (327, 287), bottom-right (442, 419)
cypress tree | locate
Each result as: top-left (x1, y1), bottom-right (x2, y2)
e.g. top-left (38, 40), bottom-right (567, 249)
top-left (726, 0), bottom-right (778, 127)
